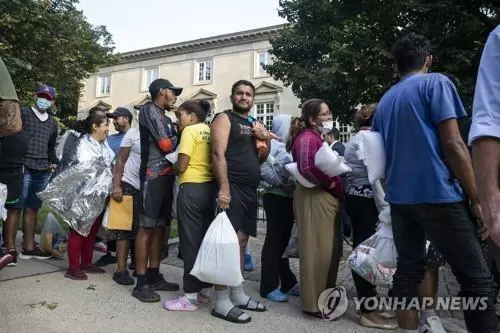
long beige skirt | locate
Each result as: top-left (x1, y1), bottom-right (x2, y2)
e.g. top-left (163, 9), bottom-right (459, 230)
top-left (293, 184), bottom-right (341, 313)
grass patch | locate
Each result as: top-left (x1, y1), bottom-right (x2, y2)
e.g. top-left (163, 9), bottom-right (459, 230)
top-left (169, 219), bottom-right (178, 239)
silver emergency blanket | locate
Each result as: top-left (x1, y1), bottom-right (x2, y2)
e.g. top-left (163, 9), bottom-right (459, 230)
top-left (38, 135), bottom-right (114, 237)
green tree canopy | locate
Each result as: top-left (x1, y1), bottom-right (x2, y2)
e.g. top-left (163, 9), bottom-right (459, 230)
top-left (0, 0), bottom-right (117, 129)
top-left (267, 0), bottom-right (500, 123)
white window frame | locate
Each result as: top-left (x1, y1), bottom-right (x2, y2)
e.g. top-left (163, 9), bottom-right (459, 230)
top-left (254, 50), bottom-right (273, 78)
top-left (194, 59), bottom-right (213, 85)
top-left (96, 74), bottom-right (111, 97)
top-left (141, 67), bottom-right (159, 92)
top-left (254, 102), bottom-right (275, 130)
top-left (333, 120), bottom-right (353, 143)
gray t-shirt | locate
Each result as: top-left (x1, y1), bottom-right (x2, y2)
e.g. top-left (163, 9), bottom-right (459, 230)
top-left (344, 130), bottom-right (373, 197)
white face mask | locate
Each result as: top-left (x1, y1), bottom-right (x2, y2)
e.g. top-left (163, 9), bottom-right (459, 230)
top-left (36, 97), bottom-right (52, 110)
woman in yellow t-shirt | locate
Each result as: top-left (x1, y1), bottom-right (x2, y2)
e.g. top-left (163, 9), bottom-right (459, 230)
top-left (163, 100), bottom-right (216, 312)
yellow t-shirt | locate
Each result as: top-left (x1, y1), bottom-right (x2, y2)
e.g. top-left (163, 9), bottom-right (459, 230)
top-left (178, 123), bottom-right (213, 184)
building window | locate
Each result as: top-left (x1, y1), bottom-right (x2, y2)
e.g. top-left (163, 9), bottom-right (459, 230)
top-left (196, 60), bottom-right (212, 83)
top-left (334, 121), bottom-right (353, 143)
top-left (256, 51), bottom-right (272, 76)
top-left (255, 102), bottom-right (275, 130)
top-left (97, 75), bottom-right (111, 97)
top-left (142, 67), bottom-right (159, 91)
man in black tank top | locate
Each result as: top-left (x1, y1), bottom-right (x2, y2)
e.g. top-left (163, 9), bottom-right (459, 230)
top-left (210, 80), bottom-right (271, 322)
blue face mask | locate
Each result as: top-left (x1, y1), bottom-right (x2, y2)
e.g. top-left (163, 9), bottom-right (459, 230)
top-left (36, 97), bottom-right (52, 111)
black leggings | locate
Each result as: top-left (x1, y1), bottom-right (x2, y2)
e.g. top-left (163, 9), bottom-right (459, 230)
top-left (345, 195), bottom-right (378, 313)
top-left (260, 193), bottom-right (297, 296)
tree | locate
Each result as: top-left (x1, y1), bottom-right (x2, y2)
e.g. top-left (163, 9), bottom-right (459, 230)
top-left (267, 0), bottom-right (500, 123)
top-left (0, 0), bottom-right (117, 129)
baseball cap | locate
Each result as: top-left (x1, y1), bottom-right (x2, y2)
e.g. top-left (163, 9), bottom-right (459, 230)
top-left (106, 107), bottom-right (134, 123)
top-left (36, 84), bottom-right (56, 100)
top-left (149, 78), bottom-right (183, 97)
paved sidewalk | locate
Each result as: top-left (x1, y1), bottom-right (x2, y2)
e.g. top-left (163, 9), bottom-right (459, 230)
top-left (0, 227), bottom-right (469, 333)
top-left (164, 221), bottom-right (468, 332)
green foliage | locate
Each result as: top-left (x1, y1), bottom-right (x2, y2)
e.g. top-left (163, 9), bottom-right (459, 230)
top-left (267, 0), bottom-right (500, 123)
top-left (0, 0), bottom-right (118, 125)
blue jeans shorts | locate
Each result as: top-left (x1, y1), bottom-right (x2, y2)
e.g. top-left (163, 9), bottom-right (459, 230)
top-left (7, 168), bottom-right (50, 210)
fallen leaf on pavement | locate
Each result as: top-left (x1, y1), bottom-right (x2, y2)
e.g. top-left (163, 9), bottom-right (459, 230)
top-left (87, 284), bottom-right (97, 290)
top-left (46, 303), bottom-right (58, 310)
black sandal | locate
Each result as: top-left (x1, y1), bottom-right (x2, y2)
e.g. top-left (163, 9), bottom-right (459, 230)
top-left (211, 307), bottom-right (251, 324)
top-left (236, 298), bottom-right (267, 312)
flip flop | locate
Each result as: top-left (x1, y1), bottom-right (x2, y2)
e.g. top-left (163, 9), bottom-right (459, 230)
top-left (236, 298), bottom-right (267, 312)
top-left (211, 307), bottom-right (251, 324)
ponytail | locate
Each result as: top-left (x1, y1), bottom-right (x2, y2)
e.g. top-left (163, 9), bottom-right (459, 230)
top-left (286, 116), bottom-right (307, 151)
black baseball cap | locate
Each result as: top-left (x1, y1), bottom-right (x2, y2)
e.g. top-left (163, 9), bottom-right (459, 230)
top-left (106, 107), bottom-right (133, 123)
top-left (149, 78), bottom-right (183, 97)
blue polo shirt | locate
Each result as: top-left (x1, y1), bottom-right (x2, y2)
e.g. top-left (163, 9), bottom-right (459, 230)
top-left (372, 73), bottom-right (466, 204)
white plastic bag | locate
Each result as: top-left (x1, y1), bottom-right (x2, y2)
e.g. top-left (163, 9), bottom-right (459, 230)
top-left (315, 142), bottom-right (351, 177)
top-left (355, 131), bottom-right (386, 184)
top-left (40, 213), bottom-right (68, 259)
top-left (353, 224), bottom-right (397, 269)
top-left (190, 211), bottom-right (244, 287)
top-left (285, 163), bottom-right (316, 188)
top-left (0, 183), bottom-right (7, 220)
top-left (371, 223), bottom-right (397, 267)
top-left (347, 249), bottom-right (394, 287)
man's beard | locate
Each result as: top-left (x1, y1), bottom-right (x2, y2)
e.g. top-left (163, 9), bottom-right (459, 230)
top-left (232, 103), bottom-right (252, 114)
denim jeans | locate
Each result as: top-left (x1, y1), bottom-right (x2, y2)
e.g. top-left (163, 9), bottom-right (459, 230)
top-left (390, 202), bottom-right (499, 333)
top-left (8, 168), bottom-right (50, 210)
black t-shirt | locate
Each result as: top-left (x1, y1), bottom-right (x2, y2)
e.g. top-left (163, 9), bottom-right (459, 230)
top-left (219, 110), bottom-right (260, 188)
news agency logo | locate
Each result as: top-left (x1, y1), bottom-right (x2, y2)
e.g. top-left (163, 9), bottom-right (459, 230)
top-left (353, 296), bottom-right (488, 311)
top-left (317, 288), bottom-right (489, 319)
top-left (317, 286), bottom-right (349, 320)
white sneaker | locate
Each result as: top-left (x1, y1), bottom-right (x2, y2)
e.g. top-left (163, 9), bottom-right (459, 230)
top-left (419, 316), bottom-right (446, 333)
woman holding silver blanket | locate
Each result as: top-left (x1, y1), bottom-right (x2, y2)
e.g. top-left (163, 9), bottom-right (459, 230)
top-left (39, 110), bottom-right (114, 280)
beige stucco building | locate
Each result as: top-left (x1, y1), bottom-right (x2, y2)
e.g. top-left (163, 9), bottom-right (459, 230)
top-left (78, 25), bottom-right (302, 129)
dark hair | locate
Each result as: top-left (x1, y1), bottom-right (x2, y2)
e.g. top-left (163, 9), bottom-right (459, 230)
top-left (392, 33), bottom-right (431, 74)
top-left (287, 98), bottom-right (326, 151)
top-left (231, 80), bottom-right (256, 96)
top-left (327, 127), bottom-right (340, 140)
top-left (71, 112), bottom-right (108, 134)
top-left (88, 106), bottom-right (106, 116)
top-left (354, 103), bottom-right (377, 127)
top-left (178, 100), bottom-right (211, 122)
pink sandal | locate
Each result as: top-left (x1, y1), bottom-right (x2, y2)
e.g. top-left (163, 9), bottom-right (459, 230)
top-left (163, 296), bottom-right (199, 312)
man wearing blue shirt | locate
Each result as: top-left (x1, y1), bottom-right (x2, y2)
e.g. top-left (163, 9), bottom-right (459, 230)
top-left (469, 26), bottom-right (500, 248)
top-left (372, 33), bottom-right (498, 333)
top-left (107, 107), bottom-right (133, 155)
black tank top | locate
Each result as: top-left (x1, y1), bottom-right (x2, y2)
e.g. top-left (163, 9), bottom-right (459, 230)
top-left (220, 110), bottom-right (260, 188)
